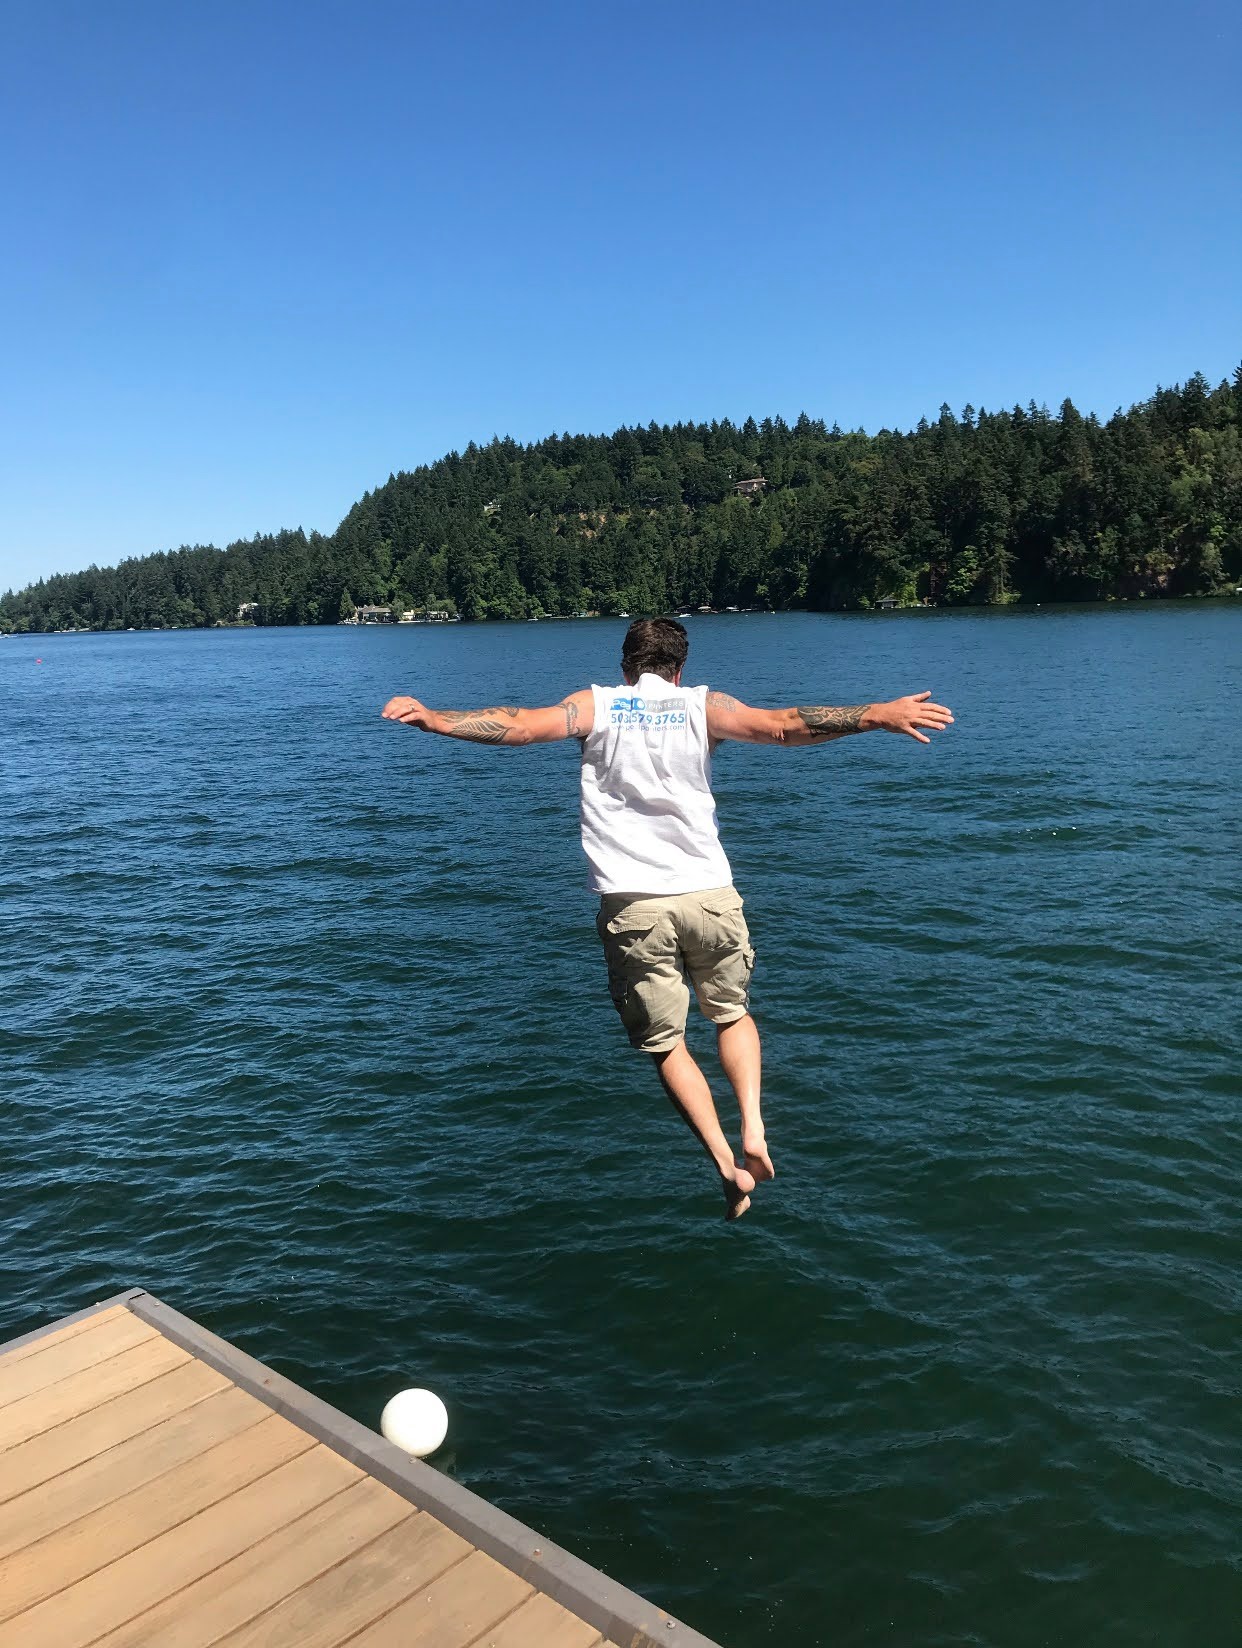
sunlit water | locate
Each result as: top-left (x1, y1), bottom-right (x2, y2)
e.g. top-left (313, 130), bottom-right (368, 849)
top-left (3, 605), bottom-right (1240, 1647)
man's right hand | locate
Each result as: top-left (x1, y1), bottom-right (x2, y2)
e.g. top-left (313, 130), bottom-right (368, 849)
top-left (864, 692), bottom-right (954, 743)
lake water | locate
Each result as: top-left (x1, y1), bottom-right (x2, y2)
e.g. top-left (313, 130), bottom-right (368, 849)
top-left (2, 605), bottom-right (1240, 1647)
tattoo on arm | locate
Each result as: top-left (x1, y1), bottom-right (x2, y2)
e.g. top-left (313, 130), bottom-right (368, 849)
top-left (796, 704), bottom-right (871, 739)
top-left (706, 690), bottom-right (741, 712)
top-left (562, 697), bottom-right (581, 737)
top-left (441, 707), bottom-right (520, 744)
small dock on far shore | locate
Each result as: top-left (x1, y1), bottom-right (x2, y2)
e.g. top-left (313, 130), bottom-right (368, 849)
top-left (0, 1289), bottom-right (722, 1648)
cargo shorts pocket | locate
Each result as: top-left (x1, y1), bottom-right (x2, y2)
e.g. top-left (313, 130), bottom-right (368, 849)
top-left (596, 908), bottom-right (686, 1047)
top-left (698, 889), bottom-right (748, 951)
top-left (596, 908), bottom-right (662, 1007)
top-left (690, 892), bottom-right (755, 1022)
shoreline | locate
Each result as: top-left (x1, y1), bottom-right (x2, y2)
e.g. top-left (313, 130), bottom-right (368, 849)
top-left (4, 590), bottom-right (1241, 640)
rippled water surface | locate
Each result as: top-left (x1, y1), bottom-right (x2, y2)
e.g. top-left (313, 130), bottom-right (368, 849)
top-left (3, 607), bottom-right (1240, 1647)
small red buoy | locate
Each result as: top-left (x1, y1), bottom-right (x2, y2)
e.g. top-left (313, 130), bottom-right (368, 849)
top-left (36, 658), bottom-right (42, 664)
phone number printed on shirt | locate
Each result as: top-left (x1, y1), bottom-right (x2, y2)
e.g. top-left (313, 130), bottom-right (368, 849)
top-left (609, 695), bottom-right (687, 730)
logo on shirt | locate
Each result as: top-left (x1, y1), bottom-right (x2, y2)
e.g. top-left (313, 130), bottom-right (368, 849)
top-left (608, 694), bottom-right (686, 729)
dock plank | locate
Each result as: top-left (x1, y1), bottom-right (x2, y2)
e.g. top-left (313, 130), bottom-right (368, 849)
top-left (0, 1384), bottom-right (270, 1562)
top-left (0, 1359), bottom-right (230, 1507)
top-left (0, 1296), bottom-right (720, 1648)
top-left (0, 1410), bottom-right (312, 1622)
top-left (0, 1305), bottom-right (131, 1369)
top-left (0, 1310), bottom-right (157, 1411)
top-left (344, 1546), bottom-right (534, 1648)
top-left (90, 1478), bottom-right (417, 1648)
top-left (212, 1513), bottom-right (474, 1648)
top-left (0, 1445), bottom-right (361, 1648)
top-left (469, 1590), bottom-right (605, 1648)
top-left (0, 1335), bottom-right (190, 1453)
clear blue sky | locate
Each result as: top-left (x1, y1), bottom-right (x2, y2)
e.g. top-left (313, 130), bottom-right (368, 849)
top-left (2, 0), bottom-right (1238, 593)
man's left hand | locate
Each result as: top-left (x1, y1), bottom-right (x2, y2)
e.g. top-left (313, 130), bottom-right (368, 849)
top-left (381, 695), bottom-right (429, 727)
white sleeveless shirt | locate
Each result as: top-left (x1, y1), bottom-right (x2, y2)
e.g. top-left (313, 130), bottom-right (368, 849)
top-left (579, 673), bottom-right (734, 895)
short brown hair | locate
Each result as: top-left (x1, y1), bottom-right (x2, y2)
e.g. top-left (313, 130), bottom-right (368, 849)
top-left (621, 617), bottom-right (688, 682)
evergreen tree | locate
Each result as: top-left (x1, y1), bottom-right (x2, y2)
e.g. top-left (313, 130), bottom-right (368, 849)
top-left (3, 367), bottom-right (1238, 635)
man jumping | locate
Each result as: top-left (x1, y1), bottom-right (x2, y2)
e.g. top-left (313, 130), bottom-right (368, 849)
top-left (382, 616), bottom-right (953, 1221)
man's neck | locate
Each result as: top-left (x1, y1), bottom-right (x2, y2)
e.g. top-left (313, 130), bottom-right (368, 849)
top-left (624, 669), bottom-right (683, 687)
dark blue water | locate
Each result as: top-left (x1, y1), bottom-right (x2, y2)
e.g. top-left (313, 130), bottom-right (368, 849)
top-left (3, 607), bottom-right (1240, 1647)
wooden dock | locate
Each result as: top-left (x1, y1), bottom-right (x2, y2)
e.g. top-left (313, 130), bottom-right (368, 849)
top-left (0, 1290), bottom-right (721, 1648)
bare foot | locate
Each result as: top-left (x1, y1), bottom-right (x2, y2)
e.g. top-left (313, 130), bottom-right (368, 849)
top-left (723, 1165), bottom-right (756, 1221)
top-left (742, 1135), bottom-right (775, 1184)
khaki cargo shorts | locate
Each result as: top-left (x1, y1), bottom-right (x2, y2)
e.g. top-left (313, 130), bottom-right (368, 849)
top-left (595, 885), bottom-right (756, 1054)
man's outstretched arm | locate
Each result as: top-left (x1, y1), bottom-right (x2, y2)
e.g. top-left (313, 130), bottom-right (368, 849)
top-left (706, 690), bottom-right (953, 746)
top-left (381, 689), bottom-right (594, 745)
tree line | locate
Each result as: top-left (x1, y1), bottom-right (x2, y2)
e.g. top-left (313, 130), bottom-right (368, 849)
top-left (3, 367), bottom-right (1240, 634)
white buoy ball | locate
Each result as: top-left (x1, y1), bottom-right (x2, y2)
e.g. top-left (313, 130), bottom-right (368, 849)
top-left (380, 1388), bottom-right (448, 1457)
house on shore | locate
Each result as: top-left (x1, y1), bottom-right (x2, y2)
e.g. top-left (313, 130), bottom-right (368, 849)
top-left (356, 605), bottom-right (395, 624)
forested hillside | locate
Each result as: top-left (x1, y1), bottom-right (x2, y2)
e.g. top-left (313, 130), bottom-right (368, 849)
top-left (3, 368), bottom-right (1239, 633)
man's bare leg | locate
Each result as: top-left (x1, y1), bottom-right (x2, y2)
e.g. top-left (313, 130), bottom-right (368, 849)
top-left (716, 1013), bottom-right (774, 1182)
top-left (651, 1040), bottom-right (756, 1220)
